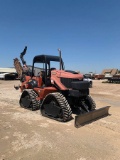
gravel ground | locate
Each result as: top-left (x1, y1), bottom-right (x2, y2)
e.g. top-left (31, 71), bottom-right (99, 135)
top-left (0, 80), bottom-right (120, 160)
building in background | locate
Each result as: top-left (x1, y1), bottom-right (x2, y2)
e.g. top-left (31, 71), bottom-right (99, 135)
top-left (101, 69), bottom-right (118, 79)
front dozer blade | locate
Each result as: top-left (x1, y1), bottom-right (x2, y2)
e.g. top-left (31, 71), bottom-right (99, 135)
top-left (75, 106), bottom-right (111, 128)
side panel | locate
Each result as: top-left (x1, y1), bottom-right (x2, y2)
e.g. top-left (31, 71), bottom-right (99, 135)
top-left (20, 76), bottom-right (31, 91)
top-left (34, 87), bottom-right (57, 100)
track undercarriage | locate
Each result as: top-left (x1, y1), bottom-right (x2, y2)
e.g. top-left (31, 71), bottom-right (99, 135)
top-left (19, 89), bottom-right (40, 111)
top-left (19, 89), bottom-right (109, 126)
top-left (41, 92), bottom-right (72, 122)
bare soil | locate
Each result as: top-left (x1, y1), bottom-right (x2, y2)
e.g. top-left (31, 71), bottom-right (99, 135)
top-left (0, 80), bottom-right (120, 160)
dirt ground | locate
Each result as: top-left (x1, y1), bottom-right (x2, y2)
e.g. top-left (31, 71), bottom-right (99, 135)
top-left (0, 80), bottom-right (120, 160)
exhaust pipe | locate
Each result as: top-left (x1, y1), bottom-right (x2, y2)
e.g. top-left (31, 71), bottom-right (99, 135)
top-left (58, 48), bottom-right (62, 70)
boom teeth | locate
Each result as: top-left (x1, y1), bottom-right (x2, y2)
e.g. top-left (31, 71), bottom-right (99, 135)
top-left (13, 58), bottom-right (23, 78)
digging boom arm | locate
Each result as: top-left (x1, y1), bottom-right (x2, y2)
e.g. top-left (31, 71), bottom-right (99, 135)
top-left (13, 46), bottom-right (28, 79)
top-left (20, 46), bottom-right (27, 65)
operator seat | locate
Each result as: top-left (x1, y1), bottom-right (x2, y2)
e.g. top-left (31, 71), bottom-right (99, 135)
top-left (40, 71), bottom-right (45, 84)
top-left (50, 67), bottom-right (56, 71)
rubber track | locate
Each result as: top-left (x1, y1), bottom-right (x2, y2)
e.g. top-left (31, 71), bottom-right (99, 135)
top-left (86, 95), bottom-right (96, 110)
top-left (20, 89), bottom-right (40, 110)
top-left (42, 92), bottom-right (72, 122)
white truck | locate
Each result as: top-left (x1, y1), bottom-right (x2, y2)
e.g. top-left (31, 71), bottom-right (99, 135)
top-left (0, 72), bottom-right (17, 80)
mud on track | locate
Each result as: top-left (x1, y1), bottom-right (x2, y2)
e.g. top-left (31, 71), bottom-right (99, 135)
top-left (0, 80), bottom-right (120, 160)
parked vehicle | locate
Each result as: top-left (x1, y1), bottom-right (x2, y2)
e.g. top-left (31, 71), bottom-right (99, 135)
top-left (14, 47), bottom-right (110, 127)
top-left (0, 72), bottom-right (17, 80)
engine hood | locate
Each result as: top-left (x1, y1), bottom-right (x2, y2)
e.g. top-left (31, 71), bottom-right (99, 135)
top-left (51, 70), bottom-right (83, 80)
